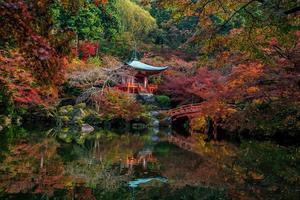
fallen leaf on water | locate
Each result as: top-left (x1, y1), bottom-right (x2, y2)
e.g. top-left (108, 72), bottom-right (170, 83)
top-left (249, 171), bottom-right (264, 181)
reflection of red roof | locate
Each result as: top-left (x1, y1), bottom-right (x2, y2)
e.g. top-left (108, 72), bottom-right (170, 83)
top-left (126, 153), bottom-right (157, 166)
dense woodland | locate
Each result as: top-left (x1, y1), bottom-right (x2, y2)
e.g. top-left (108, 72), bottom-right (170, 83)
top-left (1, 0), bottom-right (299, 139)
top-left (0, 0), bottom-right (299, 199)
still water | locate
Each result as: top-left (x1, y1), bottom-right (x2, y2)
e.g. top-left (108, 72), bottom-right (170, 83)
top-left (0, 127), bottom-right (227, 200)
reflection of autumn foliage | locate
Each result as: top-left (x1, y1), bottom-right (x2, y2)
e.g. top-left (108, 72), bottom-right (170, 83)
top-left (0, 139), bottom-right (71, 196)
top-left (73, 188), bottom-right (96, 200)
top-left (91, 89), bottom-right (145, 121)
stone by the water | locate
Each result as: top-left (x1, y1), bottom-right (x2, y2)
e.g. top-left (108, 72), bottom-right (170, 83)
top-left (132, 123), bottom-right (147, 130)
top-left (81, 123), bottom-right (94, 133)
top-left (149, 111), bottom-right (160, 117)
top-left (159, 117), bottom-right (172, 127)
top-left (0, 115), bottom-right (12, 127)
top-left (16, 116), bottom-right (22, 126)
top-left (152, 120), bottom-right (160, 128)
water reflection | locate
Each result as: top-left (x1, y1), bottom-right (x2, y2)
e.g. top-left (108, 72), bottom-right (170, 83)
top-left (0, 127), bottom-right (224, 199)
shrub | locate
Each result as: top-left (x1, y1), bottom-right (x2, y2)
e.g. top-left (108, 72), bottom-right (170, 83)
top-left (91, 89), bottom-right (145, 121)
top-left (87, 56), bottom-right (102, 67)
top-left (0, 52), bottom-right (49, 107)
top-left (79, 42), bottom-right (99, 61)
top-left (156, 95), bottom-right (171, 108)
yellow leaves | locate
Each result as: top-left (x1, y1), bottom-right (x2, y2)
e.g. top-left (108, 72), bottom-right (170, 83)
top-left (190, 116), bottom-right (206, 132)
top-left (227, 108), bottom-right (237, 114)
top-left (247, 86), bottom-right (259, 94)
top-left (116, 0), bottom-right (157, 36)
top-left (253, 99), bottom-right (263, 105)
top-left (232, 165), bottom-right (246, 184)
top-left (248, 171), bottom-right (264, 181)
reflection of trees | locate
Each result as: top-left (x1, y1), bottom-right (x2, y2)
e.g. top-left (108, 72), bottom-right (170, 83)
top-left (154, 142), bottom-right (204, 187)
top-left (0, 138), bottom-right (69, 196)
top-left (0, 132), bottom-right (165, 197)
top-left (64, 134), bottom-right (146, 191)
top-left (66, 160), bottom-right (128, 191)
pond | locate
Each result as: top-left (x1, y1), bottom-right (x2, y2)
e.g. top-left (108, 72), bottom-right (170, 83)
top-left (0, 126), bottom-right (299, 200)
top-left (0, 127), bottom-right (228, 200)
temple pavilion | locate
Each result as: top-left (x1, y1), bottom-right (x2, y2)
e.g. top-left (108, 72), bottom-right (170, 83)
top-left (117, 58), bottom-right (168, 94)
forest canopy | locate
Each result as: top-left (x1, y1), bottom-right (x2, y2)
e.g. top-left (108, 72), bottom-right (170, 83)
top-left (0, 1), bottom-right (300, 199)
top-left (0, 0), bottom-right (299, 138)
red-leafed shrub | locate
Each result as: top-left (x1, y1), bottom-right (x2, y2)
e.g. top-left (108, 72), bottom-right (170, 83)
top-left (0, 1), bottom-right (65, 86)
top-left (91, 89), bottom-right (144, 121)
top-left (79, 42), bottom-right (99, 61)
top-left (70, 47), bottom-right (79, 58)
top-left (0, 51), bottom-right (50, 107)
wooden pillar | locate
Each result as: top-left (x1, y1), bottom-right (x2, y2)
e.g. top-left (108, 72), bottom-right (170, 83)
top-left (143, 158), bottom-right (146, 169)
top-left (127, 80), bottom-right (130, 93)
top-left (144, 76), bottom-right (148, 88)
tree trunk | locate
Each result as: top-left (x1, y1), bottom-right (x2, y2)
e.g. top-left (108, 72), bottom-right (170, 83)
top-left (96, 40), bottom-right (101, 56)
top-left (213, 122), bottom-right (218, 140)
top-left (76, 33), bottom-right (79, 57)
top-left (205, 117), bottom-right (218, 141)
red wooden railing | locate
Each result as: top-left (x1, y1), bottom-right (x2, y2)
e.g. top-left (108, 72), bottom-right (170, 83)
top-left (116, 83), bottom-right (158, 94)
top-left (167, 103), bottom-right (203, 118)
top-left (167, 134), bottom-right (199, 153)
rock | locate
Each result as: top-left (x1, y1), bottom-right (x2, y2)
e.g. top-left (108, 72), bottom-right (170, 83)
top-left (136, 93), bottom-right (156, 104)
top-left (81, 123), bottom-right (94, 133)
top-left (152, 120), bottom-right (160, 128)
top-left (84, 113), bottom-right (102, 126)
top-left (76, 137), bottom-right (85, 145)
top-left (0, 125), bottom-right (3, 132)
top-left (0, 115), bottom-right (12, 127)
top-left (59, 98), bottom-right (76, 107)
top-left (72, 108), bottom-right (86, 118)
top-left (159, 117), bottom-right (172, 127)
top-left (132, 123), bottom-right (147, 130)
top-left (62, 116), bottom-right (70, 123)
top-left (149, 111), bottom-right (160, 117)
top-left (65, 105), bottom-right (74, 112)
top-left (151, 135), bottom-right (159, 141)
top-left (152, 127), bottom-right (159, 134)
top-left (16, 116), bottom-right (22, 126)
top-left (74, 103), bottom-right (86, 109)
top-left (62, 127), bottom-right (70, 133)
top-left (59, 133), bottom-right (72, 143)
top-left (58, 108), bottom-right (69, 115)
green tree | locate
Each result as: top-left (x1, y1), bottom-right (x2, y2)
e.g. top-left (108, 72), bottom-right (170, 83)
top-left (116, 0), bottom-right (157, 39)
top-left (52, 0), bottom-right (121, 54)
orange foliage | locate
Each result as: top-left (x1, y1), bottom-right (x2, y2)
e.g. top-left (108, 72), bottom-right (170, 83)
top-left (91, 89), bottom-right (144, 121)
top-left (0, 1), bottom-right (67, 106)
top-left (0, 51), bottom-right (50, 106)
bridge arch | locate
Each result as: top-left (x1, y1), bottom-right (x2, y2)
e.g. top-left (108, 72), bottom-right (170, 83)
top-left (172, 116), bottom-right (190, 137)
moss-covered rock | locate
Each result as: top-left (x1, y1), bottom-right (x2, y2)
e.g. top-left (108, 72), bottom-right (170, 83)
top-left (0, 115), bottom-right (12, 127)
top-left (55, 102), bottom-right (111, 144)
top-left (155, 95), bottom-right (171, 108)
top-left (74, 103), bottom-right (86, 109)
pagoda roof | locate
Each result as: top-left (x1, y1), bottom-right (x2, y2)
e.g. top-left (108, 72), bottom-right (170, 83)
top-left (126, 60), bottom-right (168, 72)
